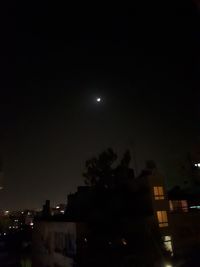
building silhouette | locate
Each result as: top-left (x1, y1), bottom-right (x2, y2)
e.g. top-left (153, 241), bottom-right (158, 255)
top-left (32, 163), bottom-right (200, 267)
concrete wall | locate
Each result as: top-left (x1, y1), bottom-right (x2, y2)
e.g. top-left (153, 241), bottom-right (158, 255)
top-left (32, 221), bottom-right (77, 267)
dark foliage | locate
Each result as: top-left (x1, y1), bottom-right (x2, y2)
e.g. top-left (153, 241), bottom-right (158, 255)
top-left (83, 148), bottom-right (134, 188)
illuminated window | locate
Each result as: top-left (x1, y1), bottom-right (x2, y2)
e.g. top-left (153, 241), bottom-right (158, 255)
top-left (169, 200), bottom-right (188, 212)
top-left (163, 235), bottom-right (173, 256)
top-left (157, 211), bottom-right (168, 227)
top-left (154, 186), bottom-right (164, 200)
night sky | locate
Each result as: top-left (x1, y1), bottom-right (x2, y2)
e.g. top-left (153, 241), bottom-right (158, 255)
top-left (0, 2), bottom-right (200, 210)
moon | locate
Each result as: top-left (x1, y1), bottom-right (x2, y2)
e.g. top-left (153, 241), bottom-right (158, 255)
top-left (96, 97), bottom-right (101, 103)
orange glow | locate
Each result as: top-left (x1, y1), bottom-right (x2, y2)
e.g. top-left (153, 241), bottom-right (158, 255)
top-left (157, 211), bottom-right (168, 227)
top-left (153, 186), bottom-right (164, 200)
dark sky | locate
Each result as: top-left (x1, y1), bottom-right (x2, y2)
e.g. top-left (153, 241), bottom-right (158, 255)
top-left (0, 2), bottom-right (200, 210)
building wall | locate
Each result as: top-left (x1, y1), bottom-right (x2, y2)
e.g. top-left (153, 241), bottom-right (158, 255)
top-left (141, 171), bottom-right (174, 257)
top-left (33, 172), bottom-right (200, 265)
top-left (170, 212), bottom-right (200, 257)
top-left (0, 171), bottom-right (3, 190)
top-left (141, 173), bottom-right (171, 229)
top-left (146, 170), bottom-right (200, 258)
top-left (32, 221), bottom-right (77, 267)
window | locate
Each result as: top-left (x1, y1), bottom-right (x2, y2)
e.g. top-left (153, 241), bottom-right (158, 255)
top-left (157, 211), bottom-right (168, 227)
top-left (169, 200), bottom-right (188, 212)
top-left (153, 186), bottom-right (164, 200)
top-left (163, 235), bottom-right (173, 256)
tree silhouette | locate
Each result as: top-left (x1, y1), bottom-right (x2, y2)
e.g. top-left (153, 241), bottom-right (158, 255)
top-left (83, 148), bottom-right (117, 187)
top-left (79, 149), bottom-right (170, 267)
top-left (83, 148), bottom-right (134, 188)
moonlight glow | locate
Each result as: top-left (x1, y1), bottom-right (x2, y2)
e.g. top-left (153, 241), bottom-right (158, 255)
top-left (96, 97), bottom-right (101, 103)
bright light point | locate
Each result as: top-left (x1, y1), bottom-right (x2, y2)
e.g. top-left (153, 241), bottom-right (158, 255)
top-left (96, 97), bottom-right (101, 103)
top-left (121, 238), bottom-right (127, 246)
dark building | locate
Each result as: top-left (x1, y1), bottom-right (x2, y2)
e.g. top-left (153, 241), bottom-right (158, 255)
top-left (32, 160), bottom-right (200, 267)
top-left (32, 165), bottom-right (174, 267)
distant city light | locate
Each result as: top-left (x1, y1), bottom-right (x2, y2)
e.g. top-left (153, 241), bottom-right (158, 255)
top-left (30, 222), bottom-right (34, 226)
top-left (60, 210), bottom-right (64, 214)
top-left (121, 238), bottom-right (127, 246)
top-left (194, 163), bottom-right (200, 168)
top-left (4, 210), bottom-right (9, 215)
top-left (190, 205), bottom-right (200, 209)
top-left (84, 238), bottom-right (88, 243)
top-left (4, 233), bottom-right (6, 236)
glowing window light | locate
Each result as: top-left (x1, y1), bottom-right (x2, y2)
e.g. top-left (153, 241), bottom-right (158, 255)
top-left (153, 186), bottom-right (164, 200)
top-left (157, 211), bottom-right (168, 227)
top-left (169, 200), bottom-right (188, 212)
top-left (163, 236), bottom-right (173, 256)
